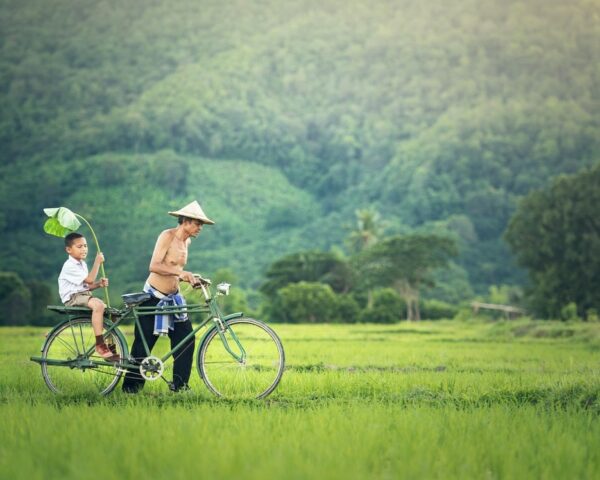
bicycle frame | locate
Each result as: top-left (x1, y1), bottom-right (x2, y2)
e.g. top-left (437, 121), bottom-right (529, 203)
top-left (31, 282), bottom-right (248, 371)
top-left (130, 304), bottom-right (246, 365)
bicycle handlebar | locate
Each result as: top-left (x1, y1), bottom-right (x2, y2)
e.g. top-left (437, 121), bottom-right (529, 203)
top-left (192, 274), bottom-right (211, 287)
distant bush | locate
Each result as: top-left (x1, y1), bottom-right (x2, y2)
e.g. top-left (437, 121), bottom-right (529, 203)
top-left (420, 299), bottom-right (458, 320)
top-left (335, 294), bottom-right (361, 323)
top-left (267, 282), bottom-right (362, 323)
top-left (586, 309), bottom-right (599, 323)
top-left (274, 282), bottom-right (338, 323)
top-left (560, 302), bottom-right (581, 322)
top-left (359, 288), bottom-right (405, 323)
top-left (359, 307), bottom-right (397, 324)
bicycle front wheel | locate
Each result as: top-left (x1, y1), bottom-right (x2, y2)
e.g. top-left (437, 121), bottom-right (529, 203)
top-left (197, 318), bottom-right (285, 399)
top-left (41, 317), bottom-right (127, 396)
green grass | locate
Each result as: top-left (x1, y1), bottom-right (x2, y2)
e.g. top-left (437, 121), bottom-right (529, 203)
top-left (1, 320), bottom-right (599, 479)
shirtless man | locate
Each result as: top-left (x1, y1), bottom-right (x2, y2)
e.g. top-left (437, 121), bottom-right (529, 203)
top-left (122, 201), bottom-right (214, 393)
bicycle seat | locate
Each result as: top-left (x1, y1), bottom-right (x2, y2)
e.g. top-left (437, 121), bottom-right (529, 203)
top-left (47, 305), bottom-right (91, 314)
top-left (121, 292), bottom-right (152, 305)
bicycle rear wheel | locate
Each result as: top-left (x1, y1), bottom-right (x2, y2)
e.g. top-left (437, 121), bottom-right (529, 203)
top-left (197, 318), bottom-right (285, 399)
top-left (41, 317), bottom-right (127, 396)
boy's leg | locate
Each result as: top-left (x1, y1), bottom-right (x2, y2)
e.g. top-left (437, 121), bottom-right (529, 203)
top-left (122, 297), bottom-right (160, 393)
top-left (88, 297), bottom-right (106, 337)
top-left (88, 297), bottom-right (120, 360)
top-left (169, 320), bottom-right (194, 391)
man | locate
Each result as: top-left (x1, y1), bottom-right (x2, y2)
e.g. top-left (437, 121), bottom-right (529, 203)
top-left (122, 200), bottom-right (215, 393)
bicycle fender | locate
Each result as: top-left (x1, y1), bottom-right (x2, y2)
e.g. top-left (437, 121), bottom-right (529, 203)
top-left (198, 312), bottom-right (244, 344)
top-left (222, 312), bottom-right (244, 322)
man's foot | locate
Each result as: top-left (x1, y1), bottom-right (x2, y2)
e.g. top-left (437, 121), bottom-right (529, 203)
top-left (95, 343), bottom-right (120, 362)
top-left (169, 383), bottom-right (191, 393)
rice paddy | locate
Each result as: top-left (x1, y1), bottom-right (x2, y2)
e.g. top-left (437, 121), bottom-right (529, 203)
top-left (1, 319), bottom-right (599, 479)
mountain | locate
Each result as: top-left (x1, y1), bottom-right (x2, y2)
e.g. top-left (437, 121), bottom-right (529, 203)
top-left (1, 0), bottom-right (598, 301)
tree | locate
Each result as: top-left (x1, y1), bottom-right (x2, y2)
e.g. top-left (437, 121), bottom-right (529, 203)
top-left (505, 164), bottom-right (600, 318)
top-left (260, 251), bottom-right (354, 299)
top-left (0, 272), bottom-right (32, 326)
top-left (346, 208), bottom-right (384, 253)
top-left (26, 280), bottom-right (55, 326)
top-left (357, 234), bottom-right (457, 320)
top-left (347, 208), bottom-right (386, 308)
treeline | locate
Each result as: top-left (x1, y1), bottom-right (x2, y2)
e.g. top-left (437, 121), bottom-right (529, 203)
top-left (0, 272), bottom-right (54, 326)
top-left (3, 162), bottom-right (599, 325)
top-left (0, 230), bottom-right (459, 325)
top-left (258, 231), bottom-right (459, 323)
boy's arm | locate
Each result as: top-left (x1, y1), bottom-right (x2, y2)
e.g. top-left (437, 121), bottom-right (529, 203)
top-left (83, 252), bottom-right (104, 284)
top-left (88, 277), bottom-right (109, 290)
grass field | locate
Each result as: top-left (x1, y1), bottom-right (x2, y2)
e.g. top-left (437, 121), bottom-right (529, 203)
top-left (1, 319), bottom-right (599, 479)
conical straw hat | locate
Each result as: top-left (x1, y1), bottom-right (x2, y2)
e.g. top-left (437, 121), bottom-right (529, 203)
top-left (168, 201), bottom-right (215, 225)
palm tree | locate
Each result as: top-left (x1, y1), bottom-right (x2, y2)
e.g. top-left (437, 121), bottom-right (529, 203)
top-left (347, 208), bottom-right (383, 253)
top-left (347, 208), bottom-right (385, 309)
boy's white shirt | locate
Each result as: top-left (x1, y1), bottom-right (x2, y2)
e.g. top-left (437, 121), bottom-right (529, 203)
top-left (58, 255), bottom-right (89, 303)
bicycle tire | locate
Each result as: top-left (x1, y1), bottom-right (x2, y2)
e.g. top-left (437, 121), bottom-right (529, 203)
top-left (197, 317), bottom-right (285, 399)
top-left (41, 317), bottom-right (127, 396)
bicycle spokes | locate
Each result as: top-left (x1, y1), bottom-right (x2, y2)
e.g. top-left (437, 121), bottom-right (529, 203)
top-left (41, 318), bottom-right (126, 396)
top-left (198, 318), bottom-right (284, 399)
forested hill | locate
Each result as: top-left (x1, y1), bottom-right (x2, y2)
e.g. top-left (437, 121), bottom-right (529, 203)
top-left (1, 0), bottom-right (598, 300)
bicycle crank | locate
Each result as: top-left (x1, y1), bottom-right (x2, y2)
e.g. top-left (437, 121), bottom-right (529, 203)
top-left (139, 356), bottom-right (164, 381)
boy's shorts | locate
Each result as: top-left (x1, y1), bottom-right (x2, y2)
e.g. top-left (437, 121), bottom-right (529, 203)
top-left (65, 291), bottom-right (93, 307)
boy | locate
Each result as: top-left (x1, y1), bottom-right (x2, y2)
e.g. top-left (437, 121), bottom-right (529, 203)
top-left (58, 232), bottom-right (118, 361)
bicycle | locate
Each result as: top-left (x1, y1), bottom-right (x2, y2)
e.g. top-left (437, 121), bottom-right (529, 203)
top-left (30, 276), bottom-right (285, 399)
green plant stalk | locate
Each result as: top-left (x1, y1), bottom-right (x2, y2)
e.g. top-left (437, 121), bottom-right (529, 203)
top-left (74, 214), bottom-right (110, 308)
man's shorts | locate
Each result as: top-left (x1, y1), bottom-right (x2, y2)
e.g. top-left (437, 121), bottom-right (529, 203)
top-left (65, 291), bottom-right (93, 307)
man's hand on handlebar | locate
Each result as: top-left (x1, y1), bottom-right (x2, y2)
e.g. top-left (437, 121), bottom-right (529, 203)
top-left (180, 271), bottom-right (211, 288)
top-left (179, 271), bottom-right (200, 285)
top-left (193, 274), bottom-right (211, 287)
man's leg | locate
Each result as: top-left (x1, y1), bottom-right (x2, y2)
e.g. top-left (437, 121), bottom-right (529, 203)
top-left (169, 320), bottom-right (195, 390)
top-left (122, 297), bottom-right (160, 393)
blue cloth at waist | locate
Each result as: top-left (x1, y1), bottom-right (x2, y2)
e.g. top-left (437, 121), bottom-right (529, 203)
top-left (143, 282), bottom-right (189, 336)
